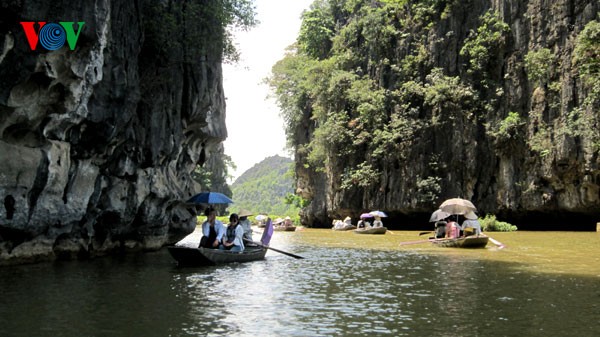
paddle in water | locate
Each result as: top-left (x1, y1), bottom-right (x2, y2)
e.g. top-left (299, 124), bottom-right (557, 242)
top-left (249, 219), bottom-right (305, 259)
top-left (244, 239), bottom-right (305, 259)
top-left (399, 238), bottom-right (436, 246)
top-left (487, 236), bottom-right (506, 249)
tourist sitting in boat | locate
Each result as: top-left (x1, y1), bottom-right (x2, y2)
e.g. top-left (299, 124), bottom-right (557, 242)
top-left (343, 216), bottom-right (352, 227)
top-left (199, 207), bottom-right (225, 249)
top-left (434, 218), bottom-right (447, 238)
top-left (357, 214), bottom-right (372, 229)
top-left (221, 213), bottom-right (245, 252)
top-left (283, 216), bottom-right (293, 227)
top-left (333, 217), bottom-right (354, 230)
top-left (238, 209), bottom-right (254, 242)
top-left (461, 211), bottom-right (482, 236)
top-left (372, 216), bottom-right (383, 228)
top-left (446, 220), bottom-right (460, 239)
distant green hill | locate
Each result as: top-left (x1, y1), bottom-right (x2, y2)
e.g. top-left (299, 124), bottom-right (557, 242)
top-left (231, 155), bottom-right (299, 216)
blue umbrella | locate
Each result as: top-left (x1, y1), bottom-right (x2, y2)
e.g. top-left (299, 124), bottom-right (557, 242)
top-left (187, 192), bottom-right (234, 204)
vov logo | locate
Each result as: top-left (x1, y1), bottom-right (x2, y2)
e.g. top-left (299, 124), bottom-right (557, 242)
top-left (20, 22), bottom-right (85, 50)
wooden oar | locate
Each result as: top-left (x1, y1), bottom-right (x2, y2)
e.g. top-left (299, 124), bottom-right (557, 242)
top-left (487, 236), bottom-right (506, 249)
top-left (419, 231), bottom-right (432, 236)
top-left (244, 239), bottom-right (305, 259)
top-left (399, 239), bottom-right (435, 246)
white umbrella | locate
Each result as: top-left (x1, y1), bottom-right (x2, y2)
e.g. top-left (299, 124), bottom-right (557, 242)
top-left (429, 209), bottom-right (451, 222)
top-left (255, 214), bottom-right (267, 221)
top-left (369, 210), bottom-right (388, 218)
top-left (439, 198), bottom-right (477, 215)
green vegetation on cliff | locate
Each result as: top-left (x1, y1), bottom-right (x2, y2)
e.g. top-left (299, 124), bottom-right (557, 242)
top-left (267, 0), bottom-right (599, 226)
top-left (231, 155), bottom-right (300, 216)
top-left (268, 1), bottom-right (513, 203)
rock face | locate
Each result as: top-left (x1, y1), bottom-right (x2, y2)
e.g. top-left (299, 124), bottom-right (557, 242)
top-left (291, 0), bottom-right (599, 229)
top-left (0, 1), bottom-right (228, 264)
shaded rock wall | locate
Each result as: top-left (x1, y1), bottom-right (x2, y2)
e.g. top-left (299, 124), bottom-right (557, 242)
top-left (0, 0), bottom-right (227, 264)
top-left (296, 0), bottom-right (599, 229)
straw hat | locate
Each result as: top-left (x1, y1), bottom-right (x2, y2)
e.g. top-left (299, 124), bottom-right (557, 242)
top-left (465, 211), bottom-right (478, 220)
top-left (285, 216), bottom-right (291, 220)
top-left (238, 209), bottom-right (253, 217)
top-left (273, 217), bottom-right (284, 225)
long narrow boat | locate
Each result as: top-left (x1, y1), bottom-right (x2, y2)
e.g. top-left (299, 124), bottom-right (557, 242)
top-left (273, 225), bottom-right (296, 232)
top-left (167, 245), bottom-right (267, 266)
top-left (333, 224), bottom-right (357, 231)
top-left (353, 227), bottom-right (387, 234)
top-left (431, 235), bottom-right (489, 248)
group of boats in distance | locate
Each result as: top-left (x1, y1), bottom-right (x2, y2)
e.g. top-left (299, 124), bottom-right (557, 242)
top-left (331, 222), bottom-right (388, 234)
top-left (167, 196), bottom-right (500, 267)
top-left (259, 216), bottom-right (297, 231)
top-left (332, 210), bottom-right (389, 234)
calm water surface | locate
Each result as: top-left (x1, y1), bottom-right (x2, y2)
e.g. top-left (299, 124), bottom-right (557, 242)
top-left (1, 229), bottom-right (599, 336)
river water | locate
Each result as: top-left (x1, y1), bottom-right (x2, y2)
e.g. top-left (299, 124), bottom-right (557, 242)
top-left (1, 229), bottom-right (599, 336)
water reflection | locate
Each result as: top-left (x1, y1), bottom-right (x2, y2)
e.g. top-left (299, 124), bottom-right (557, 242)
top-left (1, 230), bottom-right (599, 336)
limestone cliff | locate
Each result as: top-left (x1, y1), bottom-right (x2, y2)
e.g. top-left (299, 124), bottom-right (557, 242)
top-left (282, 0), bottom-right (599, 229)
top-left (0, 1), bottom-right (229, 264)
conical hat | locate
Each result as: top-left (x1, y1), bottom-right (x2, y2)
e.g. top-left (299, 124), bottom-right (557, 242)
top-left (238, 209), bottom-right (253, 217)
top-left (465, 211), bottom-right (478, 220)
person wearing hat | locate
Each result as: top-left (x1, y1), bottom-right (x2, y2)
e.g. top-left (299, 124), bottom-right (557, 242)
top-left (372, 216), bottom-right (383, 228)
top-left (343, 216), bottom-right (352, 227)
top-left (461, 211), bottom-right (482, 236)
top-left (238, 209), bottom-right (254, 243)
top-left (283, 216), bottom-right (293, 227)
top-left (333, 216), bottom-right (352, 230)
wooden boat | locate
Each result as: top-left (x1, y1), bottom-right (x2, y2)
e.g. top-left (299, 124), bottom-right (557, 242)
top-left (431, 235), bottom-right (489, 248)
top-left (333, 224), bottom-right (356, 231)
top-left (273, 225), bottom-right (296, 232)
top-left (167, 245), bottom-right (267, 266)
top-left (353, 227), bottom-right (387, 234)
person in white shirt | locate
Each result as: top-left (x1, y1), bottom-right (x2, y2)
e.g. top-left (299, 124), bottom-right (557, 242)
top-left (221, 213), bottom-right (245, 252)
top-left (238, 209), bottom-right (254, 243)
top-left (372, 216), bottom-right (383, 228)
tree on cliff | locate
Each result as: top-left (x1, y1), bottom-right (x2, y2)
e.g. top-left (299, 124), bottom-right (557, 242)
top-left (268, 0), bottom-right (600, 227)
top-left (143, 0), bottom-right (258, 64)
